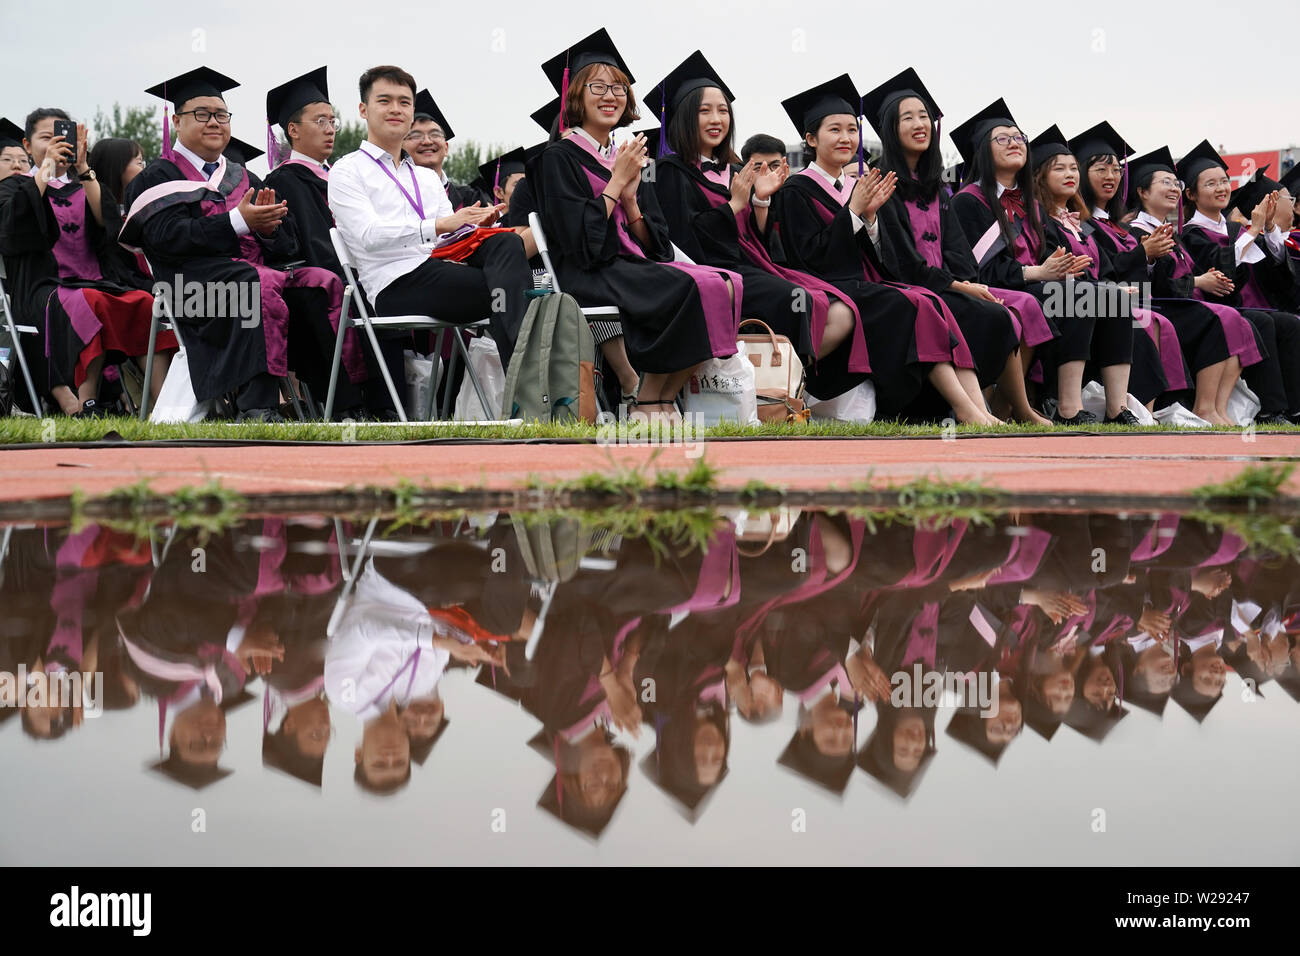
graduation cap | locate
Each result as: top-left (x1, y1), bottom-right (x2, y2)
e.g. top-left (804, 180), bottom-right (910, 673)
top-left (1278, 162), bottom-right (1300, 197)
top-left (266, 66), bottom-right (329, 133)
top-left (148, 756), bottom-right (233, 790)
top-left (1063, 698), bottom-right (1129, 741)
top-left (644, 49), bottom-right (734, 151)
top-left (478, 146), bottom-right (527, 196)
top-left (261, 730), bottom-right (324, 787)
top-left (1030, 124), bottom-right (1071, 172)
top-left (949, 98), bottom-right (1017, 165)
top-left (1229, 165), bottom-right (1279, 217)
top-left (639, 709), bottom-right (729, 823)
top-left (144, 66), bottom-right (240, 163)
top-left (1021, 695), bottom-right (1067, 740)
top-left (1109, 642), bottom-right (1171, 716)
top-left (1069, 120), bottom-right (1131, 165)
top-left (945, 705), bottom-right (1017, 765)
top-left (1169, 677), bottom-right (1221, 723)
top-left (541, 27), bottom-right (635, 97)
top-left (1126, 144), bottom-right (1177, 204)
top-left (223, 135), bottom-right (264, 166)
top-left (1175, 139), bottom-right (1228, 189)
top-left (0, 117), bottom-right (25, 149)
top-left (413, 89), bottom-right (455, 141)
top-left (535, 729), bottom-right (631, 839)
top-left (780, 73), bottom-right (860, 139)
top-left (778, 727), bottom-right (855, 795)
top-left (860, 67), bottom-right (942, 140)
top-left (856, 705), bottom-right (936, 799)
top-left (531, 97), bottom-right (562, 136)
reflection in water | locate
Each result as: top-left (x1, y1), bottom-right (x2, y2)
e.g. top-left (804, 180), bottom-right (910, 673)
top-left (1, 507), bottom-right (1296, 849)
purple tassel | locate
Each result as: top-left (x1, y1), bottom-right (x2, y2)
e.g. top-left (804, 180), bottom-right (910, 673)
top-left (266, 122), bottom-right (284, 170)
top-left (857, 95), bottom-right (865, 178)
top-left (161, 84), bottom-right (175, 163)
top-left (657, 86), bottom-right (670, 159)
top-left (559, 64), bottom-right (571, 135)
top-left (493, 158), bottom-right (501, 194)
top-left (1121, 160), bottom-right (1129, 211)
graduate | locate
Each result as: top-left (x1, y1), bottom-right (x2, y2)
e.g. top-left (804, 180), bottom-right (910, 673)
top-left (477, 146), bottom-right (541, 258)
top-left (1228, 168), bottom-right (1300, 312)
top-left (1028, 124), bottom-right (1169, 420)
top-left (1178, 139), bottom-right (1300, 424)
top-left (766, 75), bottom-right (997, 423)
top-left (0, 117), bottom-right (32, 181)
top-left (951, 100), bottom-right (1131, 425)
top-left (407, 90), bottom-right (488, 211)
top-left (531, 28), bottom-right (746, 422)
top-left (1117, 143), bottom-right (1267, 425)
top-left (120, 67), bottom-right (335, 420)
top-left (866, 68), bottom-right (1050, 424)
top-left (0, 108), bottom-right (176, 416)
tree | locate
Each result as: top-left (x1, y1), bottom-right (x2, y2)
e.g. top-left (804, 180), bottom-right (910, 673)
top-left (446, 140), bottom-right (515, 185)
top-left (331, 119), bottom-right (368, 160)
top-left (92, 104), bottom-right (161, 160)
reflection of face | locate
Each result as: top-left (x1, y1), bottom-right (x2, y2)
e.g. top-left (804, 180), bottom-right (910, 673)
top-left (893, 713), bottom-right (927, 771)
top-left (356, 709), bottom-right (410, 788)
top-left (284, 697), bottom-right (332, 759)
top-left (1190, 647), bottom-right (1227, 697)
top-left (809, 695), bottom-right (853, 757)
top-left (576, 737), bottom-right (624, 809)
top-left (1088, 157), bottom-right (1121, 204)
top-left (696, 87), bottom-right (730, 156)
top-left (693, 720), bottom-right (725, 786)
top-left (171, 698), bottom-right (225, 766)
top-left (1246, 632), bottom-right (1291, 678)
top-left (808, 115), bottom-right (859, 172)
top-left (748, 671), bottom-right (783, 717)
top-left (401, 697), bottom-right (445, 741)
top-left (985, 693), bottom-right (1022, 744)
top-left (1040, 670), bottom-right (1076, 716)
top-left (1082, 663), bottom-right (1117, 709)
top-left (291, 102), bottom-right (336, 163)
top-left (1136, 645), bottom-right (1177, 694)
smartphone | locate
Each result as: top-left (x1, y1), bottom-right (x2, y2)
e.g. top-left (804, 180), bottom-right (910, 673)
top-left (52, 119), bottom-right (77, 160)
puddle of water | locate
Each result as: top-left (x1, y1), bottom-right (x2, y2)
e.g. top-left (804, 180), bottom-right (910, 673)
top-left (1, 507), bottom-right (1296, 865)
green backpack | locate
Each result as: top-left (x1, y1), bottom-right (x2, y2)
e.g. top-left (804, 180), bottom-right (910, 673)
top-left (502, 291), bottom-right (597, 423)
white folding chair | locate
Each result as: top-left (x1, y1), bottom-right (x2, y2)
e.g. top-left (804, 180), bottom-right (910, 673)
top-left (325, 228), bottom-right (492, 422)
top-left (138, 275), bottom-right (186, 421)
top-left (0, 258), bottom-right (44, 415)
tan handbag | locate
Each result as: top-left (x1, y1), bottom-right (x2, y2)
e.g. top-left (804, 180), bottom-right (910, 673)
top-left (738, 319), bottom-right (807, 423)
top-left (735, 506), bottom-right (803, 556)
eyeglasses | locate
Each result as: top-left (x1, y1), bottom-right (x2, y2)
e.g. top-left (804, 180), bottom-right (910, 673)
top-left (404, 130), bottom-right (445, 143)
top-left (1150, 176), bottom-right (1184, 190)
top-left (308, 116), bottom-right (341, 131)
top-left (178, 109), bottom-right (232, 125)
top-left (1199, 177), bottom-right (1231, 189)
top-left (585, 82), bottom-right (628, 97)
top-left (991, 134), bottom-right (1028, 147)
top-left (0, 154), bottom-right (30, 167)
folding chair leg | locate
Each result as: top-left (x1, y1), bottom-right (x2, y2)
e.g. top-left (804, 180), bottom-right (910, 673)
top-left (425, 327), bottom-right (446, 421)
top-left (361, 320), bottom-right (408, 423)
top-left (324, 297), bottom-right (351, 422)
top-left (299, 381), bottom-right (320, 420)
top-left (454, 330), bottom-right (492, 419)
top-left (439, 331), bottom-right (461, 420)
top-left (140, 307), bottom-right (160, 421)
top-left (282, 376), bottom-right (305, 420)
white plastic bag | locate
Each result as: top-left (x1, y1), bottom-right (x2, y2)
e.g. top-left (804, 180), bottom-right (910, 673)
top-left (1225, 379), bottom-right (1260, 426)
top-left (1153, 402), bottom-right (1212, 427)
top-left (454, 336), bottom-right (506, 421)
top-left (149, 346), bottom-right (216, 423)
top-left (1080, 381), bottom-right (1156, 425)
top-left (403, 349), bottom-right (442, 420)
top-left (681, 342), bottom-right (760, 425)
top-left (806, 379), bottom-right (877, 423)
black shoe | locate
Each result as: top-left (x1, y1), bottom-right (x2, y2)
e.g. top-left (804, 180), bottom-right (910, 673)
top-left (1052, 407), bottom-right (1100, 426)
top-left (73, 399), bottom-right (114, 419)
top-left (234, 407), bottom-right (288, 424)
top-left (1105, 406), bottom-right (1142, 426)
top-left (1255, 412), bottom-right (1291, 426)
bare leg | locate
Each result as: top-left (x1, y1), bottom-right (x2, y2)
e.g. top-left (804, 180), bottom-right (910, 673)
top-left (816, 301), bottom-right (854, 358)
top-left (1213, 355), bottom-right (1242, 425)
top-left (955, 366), bottom-right (1002, 424)
top-left (52, 385), bottom-right (81, 415)
top-left (1099, 363), bottom-right (1131, 420)
top-left (928, 362), bottom-right (994, 425)
top-left (600, 336), bottom-right (640, 398)
top-left (1192, 359), bottom-right (1226, 424)
top-left (1056, 360), bottom-right (1086, 418)
top-left (147, 350), bottom-right (174, 403)
top-left (77, 355), bottom-right (104, 408)
top-left (995, 349), bottom-right (1052, 425)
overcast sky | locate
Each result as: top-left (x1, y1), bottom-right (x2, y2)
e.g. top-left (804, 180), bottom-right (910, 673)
top-left (5, 0), bottom-right (1296, 177)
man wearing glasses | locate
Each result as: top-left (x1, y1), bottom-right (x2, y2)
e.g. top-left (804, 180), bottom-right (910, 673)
top-left (406, 90), bottom-right (489, 211)
top-left (122, 67), bottom-right (332, 421)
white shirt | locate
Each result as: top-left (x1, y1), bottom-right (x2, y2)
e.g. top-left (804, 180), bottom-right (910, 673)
top-left (570, 126), bottom-right (614, 160)
top-left (324, 557), bottom-right (451, 720)
top-left (328, 139), bottom-right (454, 305)
top-left (288, 150), bottom-right (328, 169)
top-left (1132, 210), bottom-right (1167, 233)
top-left (805, 161), bottom-right (880, 245)
top-left (1187, 209), bottom-right (1286, 266)
top-left (1092, 206), bottom-right (1109, 220)
top-left (172, 139), bottom-right (249, 236)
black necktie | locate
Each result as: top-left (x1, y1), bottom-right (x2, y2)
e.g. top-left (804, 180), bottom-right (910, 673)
top-left (701, 160), bottom-right (723, 173)
top-left (833, 178), bottom-right (843, 190)
top-left (202, 161), bottom-right (219, 177)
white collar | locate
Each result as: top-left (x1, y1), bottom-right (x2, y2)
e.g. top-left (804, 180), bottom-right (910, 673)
top-left (808, 161), bottom-right (845, 185)
top-left (1134, 209), bottom-right (1168, 231)
top-left (996, 181), bottom-right (1015, 198)
top-left (1189, 208), bottom-right (1227, 233)
top-left (570, 126), bottom-right (613, 157)
top-left (28, 167), bottom-right (72, 185)
top-left (1092, 207), bottom-right (1109, 220)
top-left (359, 139), bottom-right (412, 170)
top-left (172, 139), bottom-right (222, 176)
top-left (288, 149), bottom-right (327, 168)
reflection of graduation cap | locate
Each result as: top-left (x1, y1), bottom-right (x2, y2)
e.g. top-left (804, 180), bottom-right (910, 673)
top-left (1069, 121), bottom-right (1131, 165)
top-left (145, 66), bottom-right (240, 111)
top-left (0, 117), bottom-right (25, 149)
top-left (1229, 166), bottom-right (1279, 217)
top-left (1221, 640), bottom-right (1269, 693)
top-left (478, 147), bottom-right (526, 194)
top-left (541, 28), bottom-right (635, 95)
top-left (1063, 698), bottom-right (1128, 741)
top-left (266, 66), bottom-right (329, 133)
top-left (857, 706), bottom-right (936, 799)
top-left (149, 757), bottom-right (233, 790)
top-left (536, 729), bottom-right (631, 840)
top-left (1126, 145), bottom-right (1177, 203)
top-left (949, 98), bottom-right (1016, 165)
top-left (1030, 124), bottom-right (1071, 172)
top-left (262, 730), bottom-right (324, 788)
top-left (1175, 139), bottom-right (1227, 188)
top-left (781, 74), bottom-right (860, 138)
top-left (639, 707), bottom-right (729, 823)
top-left (778, 729), bottom-right (854, 795)
top-left (223, 136), bottom-right (264, 166)
top-left (413, 90), bottom-right (455, 141)
top-left (407, 717), bottom-right (449, 767)
top-left (1109, 643), bottom-right (1171, 716)
top-left (945, 707), bottom-right (1015, 765)
top-left (644, 50), bottom-right (734, 130)
top-left (1021, 693), bottom-right (1067, 740)
top-left (860, 67), bottom-right (941, 140)
top-left (1169, 677), bottom-right (1221, 723)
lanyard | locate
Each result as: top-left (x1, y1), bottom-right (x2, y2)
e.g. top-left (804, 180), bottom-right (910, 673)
top-left (366, 150), bottom-right (424, 219)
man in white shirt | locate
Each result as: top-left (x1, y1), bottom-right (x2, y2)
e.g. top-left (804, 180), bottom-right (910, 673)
top-left (329, 65), bottom-right (533, 392)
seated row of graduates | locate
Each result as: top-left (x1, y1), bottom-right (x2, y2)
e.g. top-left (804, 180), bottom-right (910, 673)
top-left (3, 28), bottom-right (1300, 424)
top-left (4, 509), bottom-right (1295, 832)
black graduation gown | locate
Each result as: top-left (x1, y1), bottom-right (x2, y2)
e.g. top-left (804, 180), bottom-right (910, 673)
top-left (121, 156), bottom-right (300, 401)
top-left (653, 155), bottom-right (813, 359)
top-left (263, 161), bottom-right (341, 276)
top-left (877, 187), bottom-right (1020, 388)
top-left (1180, 218), bottom-right (1300, 415)
top-left (0, 174), bottom-right (159, 401)
top-left (531, 137), bottom-right (735, 374)
top-left (766, 173), bottom-right (947, 413)
top-left (447, 179), bottom-right (488, 212)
